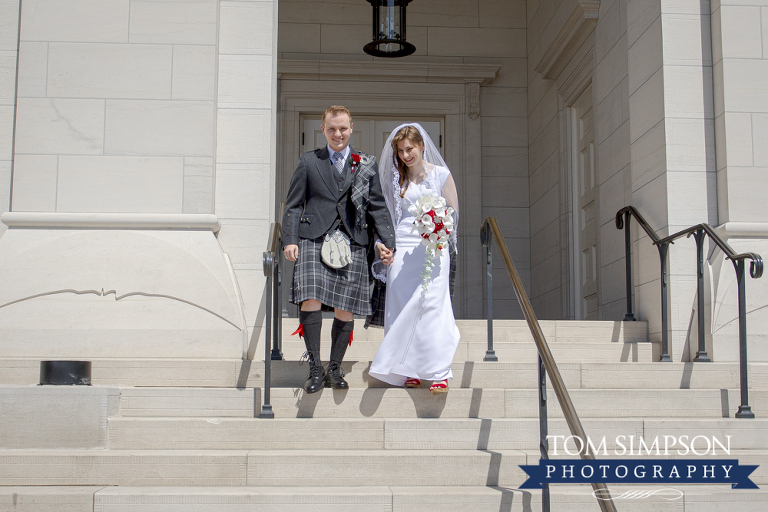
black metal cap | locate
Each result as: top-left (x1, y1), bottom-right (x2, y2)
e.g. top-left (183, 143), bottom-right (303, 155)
top-left (39, 361), bottom-right (92, 385)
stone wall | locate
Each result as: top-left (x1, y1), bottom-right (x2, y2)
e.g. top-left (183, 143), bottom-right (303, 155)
top-left (11, 0), bottom-right (216, 214)
top-left (0, 0), bottom-right (279, 360)
top-left (708, 0), bottom-right (768, 361)
top-left (0, 0), bottom-right (18, 238)
top-left (527, 0), bottom-right (634, 320)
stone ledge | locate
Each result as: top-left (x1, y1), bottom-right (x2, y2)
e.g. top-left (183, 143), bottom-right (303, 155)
top-left (277, 59), bottom-right (500, 85)
top-left (0, 212), bottom-right (221, 232)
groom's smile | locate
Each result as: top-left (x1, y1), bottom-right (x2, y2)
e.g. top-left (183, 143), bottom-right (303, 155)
top-left (321, 113), bottom-right (353, 152)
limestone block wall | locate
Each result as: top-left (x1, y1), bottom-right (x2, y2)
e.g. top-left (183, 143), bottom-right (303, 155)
top-left (0, 0), bottom-right (19, 238)
top-left (12, 0), bottom-right (217, 214)
top-left (527, 0), bottom-right (567, 319)
top-left (0, 0), bottom-right (279, 360)
top-left (712, 0), bottom-right (768, 225)
top-left (708, 0), bottom-right (768, 361)
top-left (277, 0), bottom-right (529, 320)
top-left (626, 0), bottom-right (718, 360)
top-left (592, 0), bottom-right (632, 322)
top-left (527, 0), bottom-right (633, 320)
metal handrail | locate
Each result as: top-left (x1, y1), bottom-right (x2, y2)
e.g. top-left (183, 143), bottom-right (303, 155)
top-left (481, 217), bottom-right (617, 512)
top-left (616, 206), bottom-right (763, 418)
top-left (260, 209), bottom-right (285, 419)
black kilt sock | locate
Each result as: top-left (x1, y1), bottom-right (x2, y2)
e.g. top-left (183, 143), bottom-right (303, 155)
top-left (330, 318), bottom-right (354, 364)
top-left (299, 310), bottom-right (323, 366)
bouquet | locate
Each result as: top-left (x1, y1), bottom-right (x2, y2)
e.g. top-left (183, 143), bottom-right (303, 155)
top-left (408, 193), bottom-right (455, 297)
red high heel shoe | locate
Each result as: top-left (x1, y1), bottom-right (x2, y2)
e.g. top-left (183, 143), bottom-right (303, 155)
top-left (405, 378), bottom-right (421, 388)
top-left (429, 380), bottom-right (448, 394)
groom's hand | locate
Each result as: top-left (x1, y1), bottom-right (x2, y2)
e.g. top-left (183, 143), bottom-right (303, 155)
top-left (284, 244), bottom-right (299, 262)
top-left (376, 243), bottom-right (394, 266)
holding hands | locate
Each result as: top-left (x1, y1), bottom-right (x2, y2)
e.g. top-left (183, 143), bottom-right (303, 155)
top-left (376, 242), bottom-right (394, 266)
top-left (286, 242), bottom-right (393, 266)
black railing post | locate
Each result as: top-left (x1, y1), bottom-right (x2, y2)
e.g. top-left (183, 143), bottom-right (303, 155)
top-left (259, 252), bottom-right (275, 419)
top-left (622, 210), bottom-right (636, 321)
top-left (658, 242), bottom-right (672, 362)
top-left (271, 255), bottom-right (283, 361)
top-left (734, 259), bottom-right (754, 418)
top-left (277, 259), bottom-right (284, 354)
top-left (692, 230), bottom-right (711, 362)
top-left (538, 353), bottom-right (550, 512)
top-left (483, 226), bottom-right (498, 362)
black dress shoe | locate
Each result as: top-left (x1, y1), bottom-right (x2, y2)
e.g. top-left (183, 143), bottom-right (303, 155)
top-left (304, 364), bottom-right (326, 394)
top-left (325, 362), bottom-right (349, 389)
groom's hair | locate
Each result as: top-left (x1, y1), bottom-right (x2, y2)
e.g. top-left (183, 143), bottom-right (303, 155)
top-left (322, 105), bottom-right (352, 124)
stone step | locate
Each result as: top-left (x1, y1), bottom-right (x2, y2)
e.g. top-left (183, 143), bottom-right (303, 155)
top-left (282, 319), bottom-right (649, 342)
top-left (266, 361), bottom-right (768, 390)
top-left (118, 387), bottom-right (767, 419)
top-left (0, 448), bottom-right (766, 487)
top-left (0, 449), bottom-right (528, 487)
top-left (10, 355), bottom-right (762, 390)
top-left (108, 417), bottom-right (768, 451)
top-left (278, 318), bottom-right (652, 362)
top-left (275, 339), bottom-right (658, 364)
top-left (4, 485), bottom-right (767, 512)
top-left (11, 357), bottom-right (768, 390)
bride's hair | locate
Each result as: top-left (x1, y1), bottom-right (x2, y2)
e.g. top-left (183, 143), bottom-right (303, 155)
top-left (391, 125), bottom-right (425, 198)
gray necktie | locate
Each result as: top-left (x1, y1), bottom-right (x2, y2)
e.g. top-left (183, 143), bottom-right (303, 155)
top-left (333, 152), bottom-right (344, 174)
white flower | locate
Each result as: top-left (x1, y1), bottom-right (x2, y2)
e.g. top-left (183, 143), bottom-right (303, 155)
top-left (410, 193), bottom-right (455, 299)
top-left (420, 214), bottom-right (435, 231)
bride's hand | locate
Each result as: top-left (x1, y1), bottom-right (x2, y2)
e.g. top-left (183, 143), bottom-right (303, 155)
top-left (376, 243), bottom-right (394, 266)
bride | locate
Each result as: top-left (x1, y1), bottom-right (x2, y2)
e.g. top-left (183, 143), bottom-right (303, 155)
top-left (368, 123), bottom-right (461, 394)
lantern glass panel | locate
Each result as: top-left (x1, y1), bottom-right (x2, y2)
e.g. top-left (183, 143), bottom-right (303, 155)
top-left (378, 3), bottom-right (401, 41)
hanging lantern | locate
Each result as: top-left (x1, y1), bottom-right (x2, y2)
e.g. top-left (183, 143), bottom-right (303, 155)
top-left (363, 0), bottom-right (416, 58)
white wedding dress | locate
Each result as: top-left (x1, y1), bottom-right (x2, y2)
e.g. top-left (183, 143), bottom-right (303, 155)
top-left (368, 166), bottom-right (461, 386)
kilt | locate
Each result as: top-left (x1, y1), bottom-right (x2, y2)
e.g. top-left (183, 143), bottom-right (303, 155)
top-left (290, 237), bottom-right (372, 316)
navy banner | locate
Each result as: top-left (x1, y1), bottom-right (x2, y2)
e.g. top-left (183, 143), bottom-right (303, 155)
top-left (519, 459), bottom-right (758, 489)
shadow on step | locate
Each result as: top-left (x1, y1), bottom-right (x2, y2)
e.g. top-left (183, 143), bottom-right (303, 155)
top-left (491, 486), bottom-right (533, 512)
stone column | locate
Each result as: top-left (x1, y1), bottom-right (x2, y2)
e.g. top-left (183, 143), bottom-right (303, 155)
top-left (709, 0), bottom-right (768, 361)
top-left (214, 0), bottom-right (279, 358)
top-left (627, 0), bottom-right (718, 360)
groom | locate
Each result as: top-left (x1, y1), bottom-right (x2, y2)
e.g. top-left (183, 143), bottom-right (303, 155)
top-left (283, 105), bottom-right (395, 393)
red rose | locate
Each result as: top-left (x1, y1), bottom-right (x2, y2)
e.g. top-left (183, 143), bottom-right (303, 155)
top-left (349, 153), bottom-right (361, 173)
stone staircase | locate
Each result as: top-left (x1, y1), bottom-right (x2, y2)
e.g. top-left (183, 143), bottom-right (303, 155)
top-left (1, 319), bottom-right (768, 511)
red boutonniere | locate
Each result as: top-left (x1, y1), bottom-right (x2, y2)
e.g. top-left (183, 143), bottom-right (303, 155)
top-left (349, 153), bottom-right (361, 173)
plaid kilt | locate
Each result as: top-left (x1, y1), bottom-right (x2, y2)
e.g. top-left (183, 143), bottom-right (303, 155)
top-left (290, 237), bottom-right (372, 316)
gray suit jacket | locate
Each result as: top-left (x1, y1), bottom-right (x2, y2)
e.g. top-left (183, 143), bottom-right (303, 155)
top-left (282, 147), bottom-right (396, 250)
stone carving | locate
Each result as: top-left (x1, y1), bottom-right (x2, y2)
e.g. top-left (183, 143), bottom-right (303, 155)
top-left (467, 82), bottom-right (480, 121)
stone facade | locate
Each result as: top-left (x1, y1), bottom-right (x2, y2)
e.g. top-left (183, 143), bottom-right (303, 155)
top-left (0, 0), bottom-right (278, 360)
top-left (0, 0), bottom-right (765, 362)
